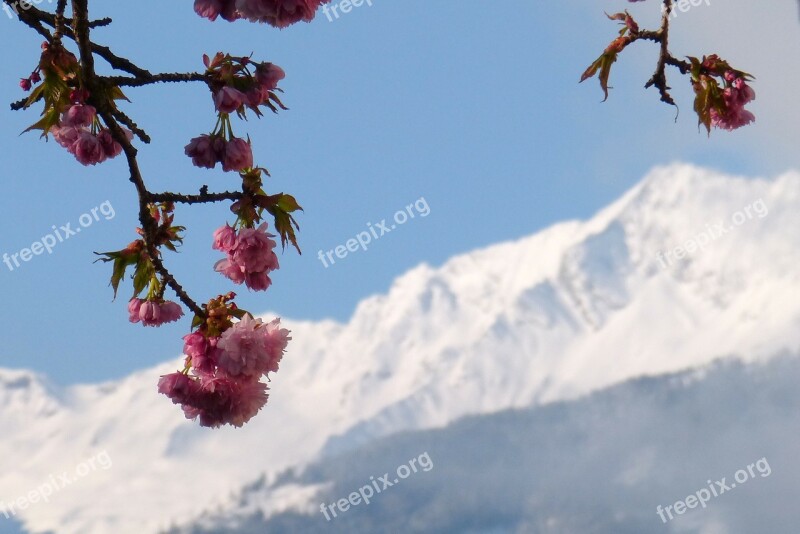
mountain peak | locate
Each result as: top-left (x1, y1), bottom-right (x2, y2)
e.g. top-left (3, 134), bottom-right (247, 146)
top-left (3, 164), bottom-right (800, 534)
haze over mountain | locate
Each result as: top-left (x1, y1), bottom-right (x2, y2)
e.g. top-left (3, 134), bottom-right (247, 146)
top-left (173, 355), bottom-right (800, 534)
top-left (1, 163), bottom-right (798, 534)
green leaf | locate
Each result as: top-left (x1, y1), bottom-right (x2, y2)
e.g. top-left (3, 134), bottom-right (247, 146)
top-left (132, 259), bottom-right (155, 298)
top-left (263, 194), bottom-right (303, 254)
top-left (22, 107), bottom-right (61, 136)
top-left (273, 211), bottom-right (301, 254)
top-left (276, 194), bottom-right (302, 213)
top-left (23, 84), bottom-right (46, 110)
top-left (94, 251), bottom-right (139, 299)
top-left (107, 86), bottom-right (130, 102)
top-left (580, 51), bottom-right (618, 101)
top-left (191, 314), bottom-right (205, 330)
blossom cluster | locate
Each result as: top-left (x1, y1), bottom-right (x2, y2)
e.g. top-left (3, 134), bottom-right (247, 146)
top-left (583, 7), bottom-right (755, 134)
top-left (19, 70), bottom-right (41, 91)
top-left (19, 84), bottom-right (130, 166)
top-left (11, 0), bottom-right (310, 432)
top-left (184, 54), bottom-right (285, 173)
top-left (709, 71), bottom-right (756, 131)
top-left (194, 0), bottom-right (331, 28)
top-left (161, 52), bottom-right (299, 428)
top-left (185, 134), bottom-right (253, 171)
top-left (213, 223), bottom-right (280, 291)
top-left (213, 60), bottom-right (285, 116)
top-left (50, 101), bottom-right (131, 166)
top-left (159, 307), bottom-right (291, 428)
top-left (19, 37), bottom-right (302, 429)
top-left (20, 43), bottom-right (132, 166)
top-left (689, 54), bottom-right (756, 133)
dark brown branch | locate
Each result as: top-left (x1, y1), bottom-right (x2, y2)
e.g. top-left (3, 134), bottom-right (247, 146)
top-left (665, 55), bottom-right (691, 75)
top-left (10, 97), bottom-right (29, 112)
top-left (104, 72), bottom-right (210, 88)
top-left (110, 107), bottom-right (151, 144)
top-left (99, 105), bottom-right (206, 318)
top-left (53, 0), bottom-right (67, 40)
top-left (644, 0), bottom-right (677, 105)
top-left (8, 2), bottom-right (55, 43)
top-left (70, 0), bottom-right (95, 76)
top-left (29, 2), bottom-right (151, 77)
top-left (148, 190), bottom-right (245, 205)
top-left (9, 0), bottom-right (253, 321)
top-left (4, 0), bottom-right (111, 29)
top-left (149, 254), bottom-right (206, 318)
top-left (64, 0), bottom-right (205, 318)
top-left (604, 2), bottom-right (690, 106)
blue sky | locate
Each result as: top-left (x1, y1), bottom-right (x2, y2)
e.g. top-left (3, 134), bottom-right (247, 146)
top-left (0, 0), bottom-right (797, 385)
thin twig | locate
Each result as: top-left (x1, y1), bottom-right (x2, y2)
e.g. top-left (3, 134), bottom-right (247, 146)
top-left (644, 0), bottom-right (677, 105)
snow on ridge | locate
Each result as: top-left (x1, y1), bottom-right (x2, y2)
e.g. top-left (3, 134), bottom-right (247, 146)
top-left (1, 163), bottom-right (799, 534)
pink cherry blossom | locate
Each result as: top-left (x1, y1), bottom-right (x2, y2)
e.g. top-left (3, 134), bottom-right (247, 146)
top-left (214, 86), bottom-right (246, 114)
top-left (129, 299), bottom-right (185, 327)
top-left (245, 85), bottom-right (269, 107)
top-left (53, 126), bottom-right (128, 164)
top-left (73, 131), bottom-right (106, 166)
top-left (235, 0), bottom-right (329, 28)
top-left (711, 72), bottom-right (756, 131)
top-left (183, 331), bottom-right (208, 360)
top-left (184, 332), bottom-right (219, 376)
top-left (160, 301), bottom-right (185, 323)
top-left (221, 137), bottom-right (253, 172)
top-left (128, 298), bottom-right (143, 323)
top-left (213, 223), bottom-right (279, 291)
top-left (194, 0), bottom-right (240, 21)
top-left (214, 258), bottom-right (247, 284)
top-left (710, 107), bottom-right (755, 131)
top-left (225, 378), bottom-right (269, 427)
top-left (97, 129), bottom-right (123, 158)
top-left (139, 301), bottom-right (161, 326)
top-left (185, 134), bottom-right (221, 169)
top-left (216, 314), bottom-right (268, 377)
top-left (177, 374), bottom-right (269, 428)
top-left (244, 271), bottom-right (272, 291)
top-left (255, 62), bottom-right (285, 91)
top-left (212, 224), bottom-right (237, 253)
top-left (194, 0), bottom-right (224, 20)
top-left (158, 372), bottom-right (201, 405)
top-left (216, 314), bottom-right (290, 378)
top-left (232, 223), bottom-right (278, 273)
top-left (52, 126), bottom-right (81, 153)
top-left (62, 104), bottom-right (96, 127)
top-left (261, 318), bottom-right (291, 373)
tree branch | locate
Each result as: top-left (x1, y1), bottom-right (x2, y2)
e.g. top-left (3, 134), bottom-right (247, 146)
top-left (64, 0), bottom-right (205, 317)
top-left (148, 190), bottom-right (245, 205)
top-left (644, 0), bottom-right (677, 105)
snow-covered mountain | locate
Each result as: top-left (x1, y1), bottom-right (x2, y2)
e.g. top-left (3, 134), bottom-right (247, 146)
top-left (1, 163), bottom-right (798, 534)
top-left (174, 354), bottom-right (800, 534)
